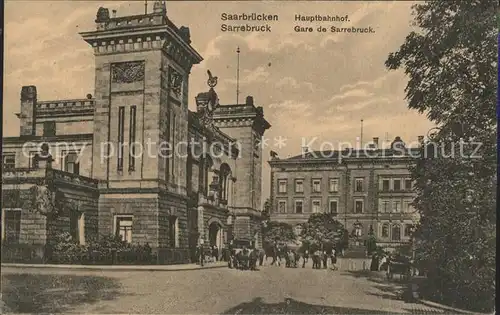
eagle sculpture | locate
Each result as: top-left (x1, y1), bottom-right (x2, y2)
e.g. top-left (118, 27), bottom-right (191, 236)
top-left (207, 70), bottom-right (218, 88)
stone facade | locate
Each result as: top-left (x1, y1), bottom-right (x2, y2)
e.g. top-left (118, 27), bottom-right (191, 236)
top-left (268, 138), bottom-right (421, 250)
top-left (1, 2), bottom-right (270, 263)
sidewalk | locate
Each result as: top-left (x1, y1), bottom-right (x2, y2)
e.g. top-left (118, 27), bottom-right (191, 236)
top-left (1, 261), bottom-right (228, 272)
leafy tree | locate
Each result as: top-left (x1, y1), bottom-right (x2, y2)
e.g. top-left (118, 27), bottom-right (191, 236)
top-left (385, 1), bottom-right (496, 312)
top-left (262, 221), bottom-right (295, 248)
top-left (300, 213), bottom-right (344, 250)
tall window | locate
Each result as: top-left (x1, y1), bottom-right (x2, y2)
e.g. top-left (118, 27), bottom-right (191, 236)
top-left (295, 179), bottom-right (304, 193)
top-left (381, 223), bottom-right (389, 238)
top-left (115, 215), bottom-right (133, 243)
top-left (295, 200), bottom-right (303, 214)
top-left (381, 200), bottom-right (390, 213)
top-left (355, 178), bottom-right (364, 192)
top-left (403, 200), bottom-right (413, 212)
top-left (329, 178), bottom-right (339, 192)
top-left (171, 114), bottom-right (176, 178)
top-left (69, 212), bottom-right (85, 244)
top-left (117, 106), bottom-right (125, 171)
top-left (393, 201), bottom-right (401, 212)
top-left (278, 200), bottom-right (287, 213)
top-left (312, 179), bottom-right (321, 192)
top-left (29, 152), bottom-right (39, 169)
top-left (382, 179), bottom-right (390, 191)
top-left (329, 200), bottom-right (338, 215)
top-left (3, 154), bottom-right (15, 170)
top-left (392, 224), bottom-right (401, 241)
top-left (312, 200), bottom-right (321, 213)
top-left (278, 179), bottom-right (287, 193)
top-left (2, 209), bottom-right (21, 243)
top-left (354, 200), bottom-right (363, 213)
top-left (43, 121), bottom-right (56, 136)
top-left (168, 216), bottom-right (179, 248)
top-left (393, 179), bottom-right (401, 191)
top-left (128, 105), bottom-right (137, 171)
top-left (63, 152), bottom-right (80, 175)
top-left (404, 224), bottom-right (413, 237)
top-left (405, 179), bottom-right (413, 191)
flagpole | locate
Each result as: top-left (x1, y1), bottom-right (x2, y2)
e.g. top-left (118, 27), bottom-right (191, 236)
top-left (360, 119), bottom-right (364, 149)
top-left (144, 0), bottom-right (148, 14)
top-left (236, 47), bottom-right (240, 105)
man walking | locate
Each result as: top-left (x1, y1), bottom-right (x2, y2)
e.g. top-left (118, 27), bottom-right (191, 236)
top-left (302, 249), bottom-right (309, 268)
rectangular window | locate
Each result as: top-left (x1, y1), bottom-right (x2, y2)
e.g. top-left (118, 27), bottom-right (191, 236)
top-left (43, 121), bottom-right (56, 137)
top-left (355, 178), bottom-right (364, 192)
top-left (312, 179), bottom-right (321, 193)
top-left (329, 178), bottom-right (339, 192)
top-left (128, 105), bottom-right (137, 171)
top-left (168, 216), bottom-right (179, 248)
top-left (382, 179), bottom-right (390, 192)
top-left (164, 111), bottom-right (170, 182)
top-left (63, 152), bottom-right (80, 175)
top-left (354, 200), bottom-right (364, 214)
top-left (312, 200), bottom-right (321, 213)
top-left (278, 200), bottom-right (287, 213)
top-left (393, 201), bottom-right (401, 213)
top-left (393, 179), bottom-right (401, 191)
top-left (3, 154), bottom-right (15, 170)
top-left (278, 179), bottom-right (287, 193)
top-left (115, 215), bottom-right (132, 243)
top-left (69, 212), bottom-right (85, 245)
top-left (329, 200), bottom-right (338, 215)
top-left (295, 200), bottom-right (303, 214)
top-left (117, 106), bottom-right (125, 171)
top-left (405, 179), bottom-right (413, 191)
top-left (29, 152), bottom-right (39, 169)
top-left (404, 224), bottom-right (413, 237)
top-left (295, 179), bottom-right (304, 193)
top-left (2, 209), bottom-right (21, 243)
top-left (403, 200), bottom-right (414, 213)
top-left (381, 200), bottom-right (390, 213)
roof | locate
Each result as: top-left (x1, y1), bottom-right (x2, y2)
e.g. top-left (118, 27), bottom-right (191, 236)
top-left (270, 147), bottom-right (421, 164)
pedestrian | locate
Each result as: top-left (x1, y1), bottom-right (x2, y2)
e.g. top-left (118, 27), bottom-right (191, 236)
top-left (322, 250), bottom-right (328, 269)
top-left (331, 248), bottom-right (338, 271)
top-left (312, 249), bottom-right (320, 269)
top-left (259, 248), bottom-right (265, 266)
top-left (199, 244), bottom-right (205, 267)
top-left (370, 253), bottom-right (379, 271)
top-left (302, 249), bottom-right (309, 268)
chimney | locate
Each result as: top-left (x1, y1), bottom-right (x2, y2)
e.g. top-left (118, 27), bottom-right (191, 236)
top-left (112, 10), bottom-right (117, 18)
top-left (373, 137), bottom-right (379, 148)
top-left (418, 135), bottom-right (424, 143)
top-left (246, 96), bottom-right (254, 106)
top-left (20, 86), bottom-right (37, 136)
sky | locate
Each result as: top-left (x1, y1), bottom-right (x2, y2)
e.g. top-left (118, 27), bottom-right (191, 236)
top-left (3, 1), bottom-right (435, 206)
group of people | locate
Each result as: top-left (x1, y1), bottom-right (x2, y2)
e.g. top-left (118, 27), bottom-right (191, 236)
top-left (268, 243), bottom-right (339, 270)
top-left (227, 246), bottom-right (265, 270)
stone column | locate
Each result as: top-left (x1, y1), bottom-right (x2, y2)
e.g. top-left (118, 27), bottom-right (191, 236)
top-left (197, 205), bottom-right (204, 244)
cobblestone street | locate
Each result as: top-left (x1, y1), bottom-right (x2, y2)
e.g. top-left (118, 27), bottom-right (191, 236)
top-left (2, 264), bottom-right (450, 314)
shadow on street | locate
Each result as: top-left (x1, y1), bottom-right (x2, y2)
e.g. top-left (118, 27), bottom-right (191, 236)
top-left (220, 297), bottom-right (405, 314)
top-left (1, 272), bottom-right (124, 313)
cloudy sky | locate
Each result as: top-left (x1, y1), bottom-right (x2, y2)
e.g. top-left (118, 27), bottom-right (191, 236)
top-left (4, 1), bottom-right (435, 204)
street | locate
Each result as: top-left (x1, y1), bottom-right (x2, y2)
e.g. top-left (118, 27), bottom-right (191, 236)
top-left (1, 263), bottom-right (447, 314)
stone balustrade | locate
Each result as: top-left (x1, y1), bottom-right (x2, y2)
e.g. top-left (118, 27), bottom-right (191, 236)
top-left (2, 168), bottom-right (47, 179)
top-left (36, 99), bottom-right (95, 111)
top-left (47, 169), bottom-right (99, 189)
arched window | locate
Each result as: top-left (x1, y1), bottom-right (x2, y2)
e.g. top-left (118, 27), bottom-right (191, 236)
top-left (391, 224), bottom-right (401, 241)
top-left (168, 216), bottom-right (179, 248)
top-left (382, 224), bottom-right (389, 238)
top-left (219, 163), bottom-right (231, 201)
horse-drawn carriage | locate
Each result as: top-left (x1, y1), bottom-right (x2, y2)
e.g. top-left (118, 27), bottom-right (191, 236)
top-left (228, 239), bottom-right (261, 270)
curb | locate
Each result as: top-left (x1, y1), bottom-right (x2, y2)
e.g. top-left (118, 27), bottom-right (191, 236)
top-left (1, 263), bottom-right (228, 272)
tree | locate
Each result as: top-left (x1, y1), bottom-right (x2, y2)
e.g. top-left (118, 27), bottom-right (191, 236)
top-left (262, 221), bottom-right (295, 248)
top-left (385, 1), bottom-right (496, 312)
top-left (300, 213), bottom-right (344, 251)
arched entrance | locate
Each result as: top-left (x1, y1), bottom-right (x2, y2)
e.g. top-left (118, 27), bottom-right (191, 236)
top-left (208, 221), bottom-right (223, 251)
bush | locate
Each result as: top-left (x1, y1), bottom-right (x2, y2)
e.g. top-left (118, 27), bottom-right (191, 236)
top-left (50, 233), bottom-right (155, 265)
